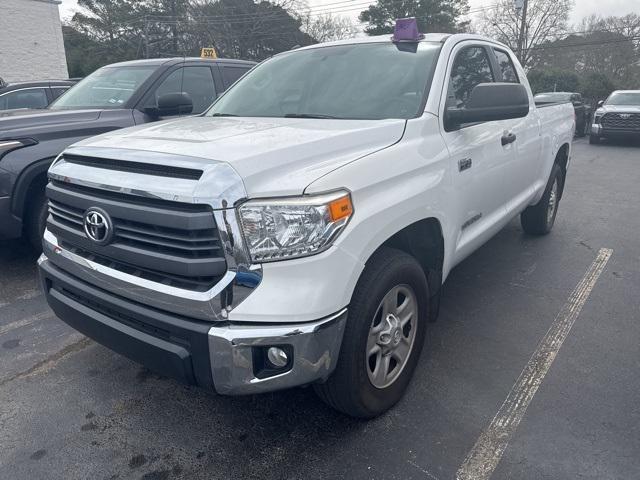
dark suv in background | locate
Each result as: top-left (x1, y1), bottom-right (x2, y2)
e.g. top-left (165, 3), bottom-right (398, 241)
top-left (0, 79), bottom-right (77, 111)
top-left (534, 92), bottom-right (591, 137)
top-left (0, 57), bottom-right (254, 248)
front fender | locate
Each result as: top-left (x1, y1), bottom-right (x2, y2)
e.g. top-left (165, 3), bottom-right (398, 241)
top-left (306, 115), bottom-right (455, 280)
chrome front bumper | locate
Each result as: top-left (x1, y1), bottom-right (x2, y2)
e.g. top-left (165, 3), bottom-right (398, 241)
top-left (591, 123), bottom-right (640, 136)
top-left (42, 228), bottom-right (260, 322)
top-left (208, 309), bottom-right (347, 394)
top-left (41, 249), bottom-right (348, 394)
top-left (38, 234), bottom-right (347, 395)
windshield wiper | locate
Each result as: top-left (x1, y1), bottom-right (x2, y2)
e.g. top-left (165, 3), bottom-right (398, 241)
top-left (284, 113), bottom-right (342, 119)
top-left (211, 113), bottom-right (238, 117)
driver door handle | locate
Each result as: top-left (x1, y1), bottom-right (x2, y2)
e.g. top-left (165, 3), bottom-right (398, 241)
top-left (501, 132), bottom-right (517, 146)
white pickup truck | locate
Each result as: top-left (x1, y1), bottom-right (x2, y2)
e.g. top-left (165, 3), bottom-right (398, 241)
top-left (39, 31), bottom-right (574, 418)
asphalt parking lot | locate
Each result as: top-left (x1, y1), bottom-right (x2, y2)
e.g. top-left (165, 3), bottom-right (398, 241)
top-left (1, 138), bottom-right (639, 480)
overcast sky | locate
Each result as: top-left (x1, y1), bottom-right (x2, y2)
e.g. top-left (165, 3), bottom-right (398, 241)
top-left (59, 0), bottom-right (639, 26)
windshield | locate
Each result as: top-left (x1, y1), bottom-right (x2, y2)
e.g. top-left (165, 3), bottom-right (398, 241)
top-left (605, 92), bottom-right (640, 106)
top-left (535, 93), bottom-right (571, 103)
top-left (49, 66), bottom-right (156, 110)
top-left (207, 42), bottom-right (441, 120)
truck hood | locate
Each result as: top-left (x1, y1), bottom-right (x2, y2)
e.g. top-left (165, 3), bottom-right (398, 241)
top-left (68, 116), bottom-right (406, 197)
top-left (0, 109), bottom-right (102, 139)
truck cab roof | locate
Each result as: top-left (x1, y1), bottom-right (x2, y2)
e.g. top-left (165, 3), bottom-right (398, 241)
top-left (294, 33), bottom-right (509, 51)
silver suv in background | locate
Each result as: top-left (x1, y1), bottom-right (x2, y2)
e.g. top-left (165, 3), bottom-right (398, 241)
top-left (590, 90), bottom-right (640, 144)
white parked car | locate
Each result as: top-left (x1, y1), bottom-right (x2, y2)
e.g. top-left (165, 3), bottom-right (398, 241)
top-left (39, 29), bottom-right (575, 418)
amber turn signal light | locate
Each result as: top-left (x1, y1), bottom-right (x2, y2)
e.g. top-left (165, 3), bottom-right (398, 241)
top-left (328, 195), bottom-right (353, 222)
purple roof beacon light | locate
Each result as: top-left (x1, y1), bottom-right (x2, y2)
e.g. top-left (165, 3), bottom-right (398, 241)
top-left (392, 17), bottom-right (424, 42)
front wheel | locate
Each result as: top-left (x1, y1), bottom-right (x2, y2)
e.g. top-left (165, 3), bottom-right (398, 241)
top-left (314, 247), bottom-right (429, 418)
top-left (521, 163), bottom-right (563, 236)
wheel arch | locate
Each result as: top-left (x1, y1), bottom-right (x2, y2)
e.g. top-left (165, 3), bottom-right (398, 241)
top-left (364, 217), bottom-right (445, 321)
top-left (11, 157), bottom-right (53, 219)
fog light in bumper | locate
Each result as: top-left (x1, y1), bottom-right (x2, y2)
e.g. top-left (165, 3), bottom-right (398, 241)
top-left (208, 308), bottom-right (347, 395)
top-left (267, 347), bottom-right (289, 367)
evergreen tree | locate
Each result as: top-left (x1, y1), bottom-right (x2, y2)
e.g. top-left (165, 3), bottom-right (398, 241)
top-left (359, 0), bottom-right (470, 36)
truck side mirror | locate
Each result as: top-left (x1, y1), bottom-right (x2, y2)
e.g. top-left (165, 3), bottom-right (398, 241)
top-left (445, 83), bottom-right (530, 131)
top-left (597, 100), bottom-right (604, 108)
top-left (145, 92), bottom-right (193, 117)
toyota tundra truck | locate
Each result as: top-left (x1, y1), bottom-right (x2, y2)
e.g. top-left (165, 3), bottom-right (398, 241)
top-left (590, 90), bottom-right (640, 144)
top-left (38, 30), bottom-right (574, 418)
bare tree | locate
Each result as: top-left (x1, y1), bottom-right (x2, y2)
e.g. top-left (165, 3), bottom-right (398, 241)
top-left (299, 13), bottom-right (358, 43)
top-left (581, 13), bottom-right (640, 48)
top-left (477, 0), bottom-right (573, 68)
top-left (530, 13), bottom-right (640, 89)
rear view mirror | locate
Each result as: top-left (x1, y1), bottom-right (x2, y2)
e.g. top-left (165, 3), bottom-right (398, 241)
top-left (445, 83), bottom-right (530, 130)
top-left (146, 92), bottom-right (193, 117)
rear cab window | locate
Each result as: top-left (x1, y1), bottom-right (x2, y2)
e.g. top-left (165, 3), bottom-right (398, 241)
top-left (493, 49), bottom-right (519, 83)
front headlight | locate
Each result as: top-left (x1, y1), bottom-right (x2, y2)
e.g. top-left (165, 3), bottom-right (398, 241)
top-left (238, 190), bottom-right (353, 262)
top-left (593, 109), bottom-right (604, 124)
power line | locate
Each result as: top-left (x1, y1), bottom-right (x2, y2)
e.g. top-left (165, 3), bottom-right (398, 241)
top-left (529, 34), bottom-right (640, 51)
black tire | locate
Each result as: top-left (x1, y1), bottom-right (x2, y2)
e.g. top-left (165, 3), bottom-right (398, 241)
top-left (589, 134), bottom-right (601, 145)
top-left (25, 187), bottom-right (48, 252)
top-left (314, 247), bottom-right (429, 418)
top-left (521, 163), bottom-right (563, 236)
top-left (576, 120), bottom-right (586, 138)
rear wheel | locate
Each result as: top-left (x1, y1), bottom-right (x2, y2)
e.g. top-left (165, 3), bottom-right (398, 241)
top-left (521, 163), bottom-right (563, 236)
top-left (314, 247), bottom-right (429, 418)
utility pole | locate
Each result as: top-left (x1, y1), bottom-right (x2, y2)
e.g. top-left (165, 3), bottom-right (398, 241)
top-left (143, 16), bottom-right (149, 59)
top-left (516, 0), bottom-right (529, 65)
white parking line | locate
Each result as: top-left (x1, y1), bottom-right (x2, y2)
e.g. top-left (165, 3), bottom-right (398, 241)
top-left (0, 311), bottom-right (54, 336)
top-left (456, 248), bottom-right (613, 480)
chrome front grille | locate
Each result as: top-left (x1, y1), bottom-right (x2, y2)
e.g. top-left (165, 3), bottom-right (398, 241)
top-left (46, 180), bottom-right (226, 291)
top-left (602, 113), bottom-right (640, 130)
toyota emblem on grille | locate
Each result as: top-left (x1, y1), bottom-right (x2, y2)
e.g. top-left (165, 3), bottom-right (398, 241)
top-left (83, 208), bottom-right (113, 245)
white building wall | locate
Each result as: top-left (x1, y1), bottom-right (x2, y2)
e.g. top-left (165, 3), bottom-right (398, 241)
top-left (0, 0), bottom-right (69, 83)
